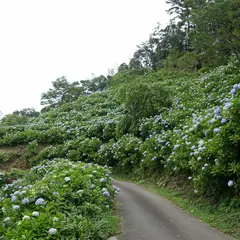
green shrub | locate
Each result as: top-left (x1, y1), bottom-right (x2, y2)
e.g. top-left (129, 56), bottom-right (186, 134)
top-left (0, 159), bottom-right (119, 239)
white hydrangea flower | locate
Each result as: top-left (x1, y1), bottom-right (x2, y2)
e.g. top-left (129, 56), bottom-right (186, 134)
top-left (20, 190), bottom-right (26, 195)
top-left (64, 177), bottom-right (71, 182)
top-left (3, 217), bottom-right (10, 222)
top-left (22, 215), bottom-right (30, 220)
top-left (32, 211), bottom-right (39, 217)
top-left (48, 228), bottom-right (57, 235)
top-left (53, 217), bottom-right (59, 222)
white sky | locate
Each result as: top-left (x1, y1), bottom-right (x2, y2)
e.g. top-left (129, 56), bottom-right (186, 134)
top-left (0, 0), bottom-right (169, 115)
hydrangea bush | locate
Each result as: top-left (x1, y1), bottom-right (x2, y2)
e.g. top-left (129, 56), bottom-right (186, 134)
top-left (0, 159), bottom-right (119, 239)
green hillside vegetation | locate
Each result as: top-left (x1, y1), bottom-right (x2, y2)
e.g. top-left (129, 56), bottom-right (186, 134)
top-left (0, 0), bottom-right (240, 239)
top-left (0, 160), bottom-right (119, 239)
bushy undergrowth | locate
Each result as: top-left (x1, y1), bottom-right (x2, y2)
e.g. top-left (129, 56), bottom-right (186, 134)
top-left (0, 159), bottom-right (119, 239)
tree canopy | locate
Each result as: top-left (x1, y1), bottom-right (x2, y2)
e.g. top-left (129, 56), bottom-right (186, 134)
top-left (127, 0), bottom-right (240, 71)
top-left (0, 108), bottom-right (39, 126)
top-left (40, 76), bottom-right (84, 107)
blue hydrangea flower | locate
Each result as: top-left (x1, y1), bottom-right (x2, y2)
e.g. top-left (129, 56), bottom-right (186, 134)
top-left (151, 156), bottom-right (157, 161)
top-left (100, 178), bottom-right (105, 183)
top-left (233, 84), bottom-right (239, 89)
top-left (22, 198), bottom-right (29, 204)
top-left (35, 198), bottom-right (44, 205)
top-left (12, 205), bottom-right (20, 210)
top-left (113, 186), bottom-right (120, 192)
top-left (103, 191), bottom-right (110, 197)
top-left (11, 195), bottom-right (17, 202)
top-left (228, 180), bottom-right (234, 187)
top-left (215, 107), bottom-right (220, 115)
top-left (230, 88), bottom-right (236, 95)
top-left (221, 118), bottom-right (227, 124)
top-left (224, 102), bottom-right (232, 110)
top-left (213, 128), bottom-right (220, 133)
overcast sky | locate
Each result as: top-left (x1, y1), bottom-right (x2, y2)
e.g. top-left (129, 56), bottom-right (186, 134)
top-left (0, 0), bottom-right (170, 115)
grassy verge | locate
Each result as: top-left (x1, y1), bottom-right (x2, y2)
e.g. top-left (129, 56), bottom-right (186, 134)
top-left (110, 199), bottom-right (122, 238)
top-left (114, 174), bottom-right (240, 240)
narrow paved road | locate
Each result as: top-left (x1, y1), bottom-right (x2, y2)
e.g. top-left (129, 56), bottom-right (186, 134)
top-left (114, 181), bottom-right (235, 240)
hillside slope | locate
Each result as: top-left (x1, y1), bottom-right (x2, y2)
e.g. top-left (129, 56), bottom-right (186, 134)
top-left (0, 59), bottom-right (240, 238)
top-left (1, 59), bottom-right (240, 197)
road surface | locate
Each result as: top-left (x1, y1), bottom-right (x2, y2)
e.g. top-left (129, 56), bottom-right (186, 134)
top-left (114, 181), bottom-right (235, 240)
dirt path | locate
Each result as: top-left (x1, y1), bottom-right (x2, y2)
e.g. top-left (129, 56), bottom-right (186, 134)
top-left (114, 181), bottom-right (235, 240)
top-left (0, 146), bottom-right (29, 170)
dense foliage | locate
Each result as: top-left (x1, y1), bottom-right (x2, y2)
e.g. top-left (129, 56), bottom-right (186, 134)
top-left (1, 58), bottom-right (240, 200)
top-left (0, 159), bottom-right (119, 239)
